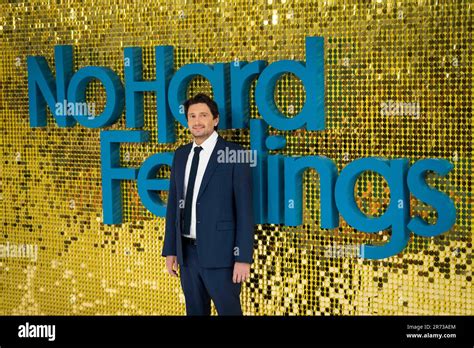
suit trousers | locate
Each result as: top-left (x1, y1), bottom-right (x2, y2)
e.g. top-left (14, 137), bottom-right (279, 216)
top-left (180, 242), bottom-right (242, 315)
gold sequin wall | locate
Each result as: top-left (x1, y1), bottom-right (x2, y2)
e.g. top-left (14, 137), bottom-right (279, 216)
top-left (0, 0), bottom-right (472, 315)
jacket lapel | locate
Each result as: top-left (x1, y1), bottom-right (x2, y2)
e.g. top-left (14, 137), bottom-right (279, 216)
top-left (197, 135), bottom-right (225, 200)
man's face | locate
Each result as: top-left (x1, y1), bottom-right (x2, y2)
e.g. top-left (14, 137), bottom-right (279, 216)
top-left (187, 103), bottom-right (219, 142)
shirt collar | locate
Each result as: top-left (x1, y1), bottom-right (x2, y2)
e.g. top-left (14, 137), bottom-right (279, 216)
top-left (192, 130), bottom-right (218, 153)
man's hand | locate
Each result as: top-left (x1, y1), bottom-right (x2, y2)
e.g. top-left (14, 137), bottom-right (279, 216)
top-left (166, 255), bottom-right (179, 277)
top-left (233, 262), bottom-right (251, 283)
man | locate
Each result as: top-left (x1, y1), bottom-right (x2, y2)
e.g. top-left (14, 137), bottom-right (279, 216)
top-left (162, 93), bottom-right (255, 315)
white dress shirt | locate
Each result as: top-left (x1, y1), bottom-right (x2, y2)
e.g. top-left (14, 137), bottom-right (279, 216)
top-left (182, 130), bottom-right (219, 238)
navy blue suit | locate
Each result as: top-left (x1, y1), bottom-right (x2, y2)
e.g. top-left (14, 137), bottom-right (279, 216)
top-left (162, 135), bottom-right (255, 315)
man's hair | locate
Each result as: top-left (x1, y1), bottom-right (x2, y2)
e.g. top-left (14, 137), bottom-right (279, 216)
top-left (183, 93), bottom-right (219, 131)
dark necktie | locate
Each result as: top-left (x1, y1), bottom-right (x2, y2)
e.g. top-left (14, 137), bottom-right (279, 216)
top-left (183, 146), bottom-right (203, 236)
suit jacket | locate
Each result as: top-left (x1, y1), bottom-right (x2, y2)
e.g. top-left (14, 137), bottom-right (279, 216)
top-left (162, 135), bottom-right (255, 268)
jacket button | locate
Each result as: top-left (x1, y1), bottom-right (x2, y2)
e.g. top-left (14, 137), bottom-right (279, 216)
top-left (197, 220), bottom-right (200, 224)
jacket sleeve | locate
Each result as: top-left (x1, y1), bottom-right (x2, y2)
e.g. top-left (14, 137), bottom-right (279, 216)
top-left (232, 157), bottom-right (255, 264)
top-left (162, 152), bottom-right (178, 257)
